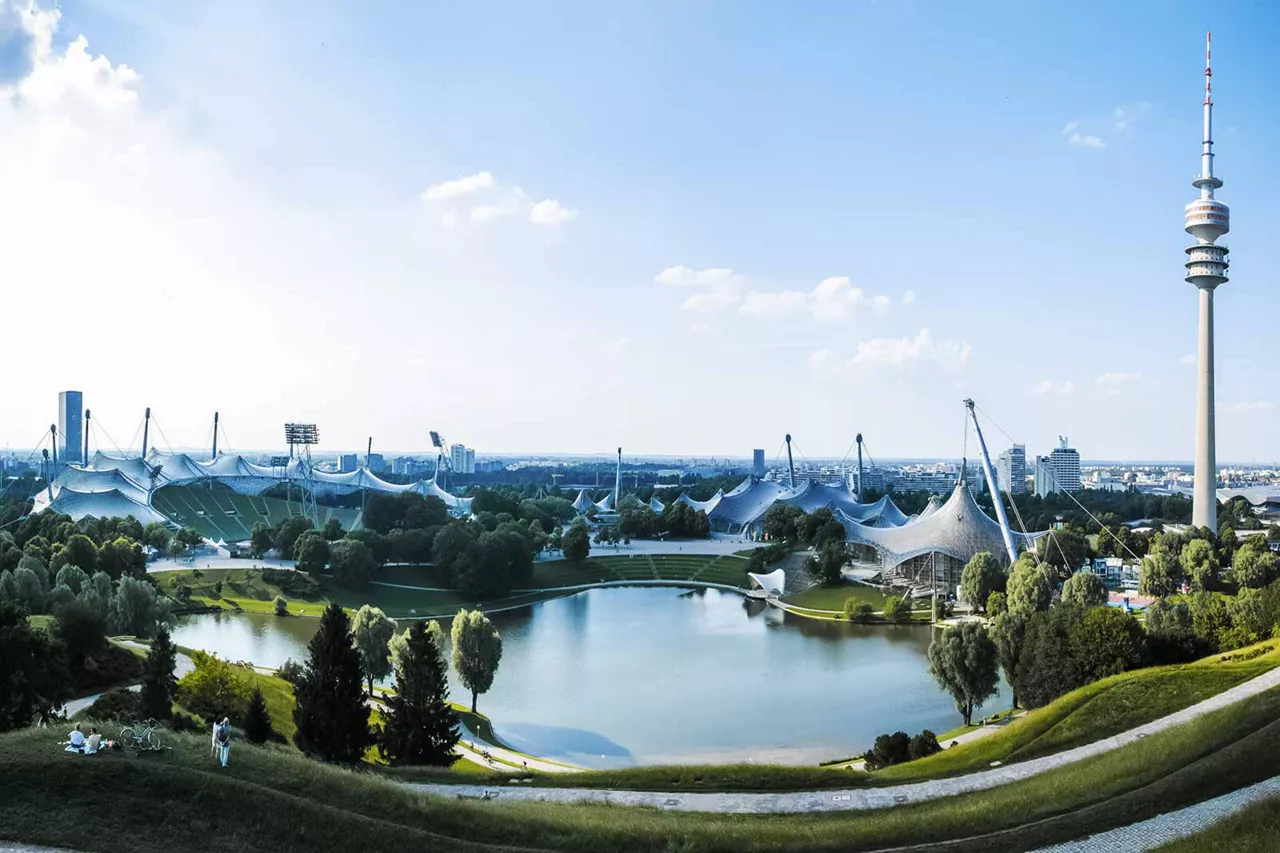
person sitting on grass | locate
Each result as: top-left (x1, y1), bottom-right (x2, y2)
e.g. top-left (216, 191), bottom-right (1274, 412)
top-left (65, 724), bottom-right (86, 753)
top-left (84, 727), bottom-right (103, 754)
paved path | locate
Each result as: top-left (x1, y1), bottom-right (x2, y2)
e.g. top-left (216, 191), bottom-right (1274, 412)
top-left (1035, 774), bottom-right (1280, 851)
top-left (405, 667), bottom-right (1280, 814)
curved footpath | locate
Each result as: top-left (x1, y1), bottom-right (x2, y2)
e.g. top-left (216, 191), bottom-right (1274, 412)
top-left (404, 666), bottom-right (1280, 814)
top-left (1034, 773), bottom-right (1280, 852)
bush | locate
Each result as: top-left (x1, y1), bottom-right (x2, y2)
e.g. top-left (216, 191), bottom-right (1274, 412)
top-left (85, 687), bottom-right (140, 722)
top-left (864, 728), bottom-right (941, 770)
top-left (884, 595), bottom-right (912, 622)
top-left (242, 687), bottom-right (273, 744)
top-left (261, 568), bottom-right (320, 598)
top-left (844, 599), bottom-right (875, 621)
top-left (908, 729), bottom-right (942, 761)
top-left (273, 596), bottom-right (288, 617)
top-left (176, 651), bottom-right (252, 723)
top-left (276, 658), bottom-right (305, 688)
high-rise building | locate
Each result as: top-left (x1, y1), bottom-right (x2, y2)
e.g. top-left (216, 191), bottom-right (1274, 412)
top-left (367, 453), bottom-right (387, 473)
top-left (338, 453), bottom-right (359, 473)
top-left (1034, 437), bottom-right (1081, 497)
top-left (752, 449), bottom-right (765, 477)
top-left (450, 444), bottom-right (475, 474)
top-left (996, 445), bottom-right (1026, 495)
top-left (58, 391), bottom-right (84, 466)
top-left (1185, 33), bottom-right (1229, 533)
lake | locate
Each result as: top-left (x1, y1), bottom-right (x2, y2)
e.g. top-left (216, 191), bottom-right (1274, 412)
top-left (172, 587), bottom-right (1009, 768)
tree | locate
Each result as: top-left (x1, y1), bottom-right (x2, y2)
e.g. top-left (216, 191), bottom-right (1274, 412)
top-left (330, 539), bottom-right (376, 589)
top-left (13, 567), bottom-right (44, 613)
top-left (380, 621), bottom-right (461, 766)
top-left (109, 575), bottom-right (170, 637)
top-left (1140, 533), bottom-right (1184, 597)
top-left (1061, 571), bottom-right (1107, 607)
top-left (1180, 538), bottom-right (1218, 592)
top-left (54, 564), bottom-right (89, 594)
top-left (844, 599), bottom-right (874, 621)
top-left (55, 534), bottom-right (98, 576)
top-left (808, 539), bottom-right (847, 585)
top-left (54, 598), bottom-right (107, 668)
top-left (1233, 542), bottom-right (1277, 590)
top-left (97, 537), bottom-right (145, 579)
top-left (1144, 599), bottom-right (1200, 664)
top-left (351, 605), bottom-right (397, 696)
top-left (322, 518), bottom-right (346, 542)
top-left (883, 594), bottom-right (912, 622)
top-left (176, 651), bottom-right (252, 721)
top-left (1069, 606), bottom-right (1142, 681)
top-left (451, 608), bottom-right (503, 713)
top-left (763, 504), bottom-right (807, 542)
top-left (926, 622), bottom-right (999, 726)
top-left (0, 603), bottom-right (72, 730)
top-left (143, 523), bottom-right (171, 553)
top-left (908, 730), bottom-right (942, 761)
top-left (864, 731), bottom-right (911, 770)
top-left (249, 522), bottom-right (274, 558)
top-left (1006, 557), bottom-right (1053, 617)
top-left (294, 534), bottom-right (330, 575)
top-left (960, 552), bottom-right (1004, 612)
top-left (274, 517), bottom-right (315, 561)
top-left (273, 595), bottom-right (288, 616)
top-left (990, 611), bottom-right (1028, 708)
top-left (1016, 607), bottom-right (1084, 708)
top-left (1041, 530), bottom-right (1089, 574)
top-left (139, 629), bottom-right (178, 721)
top-left (242, 687), bottom-right (273, 744)
top-left (986, 591), bottom-right (1007, 617)
top-left (293, 603), bottom-right (372, 763)
top-left (562, 520), bottom-right (590, 563)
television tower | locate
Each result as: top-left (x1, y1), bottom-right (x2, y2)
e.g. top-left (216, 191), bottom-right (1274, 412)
top-left (1185, 32), bottom-right (1230, 533)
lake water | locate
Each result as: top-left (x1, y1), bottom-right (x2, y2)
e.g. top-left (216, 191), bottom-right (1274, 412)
top-left (172, 587), bottom-right (1009, 768)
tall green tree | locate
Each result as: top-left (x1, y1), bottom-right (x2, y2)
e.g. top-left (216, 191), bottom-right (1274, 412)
top-left (351, 605), bottom-right (397, 696)
top-left (1006, 557), bottom-right (1053, 617)
top-left (139, 628), bottom-right (177, 721)
top-left (1041, 529), bottom-right (1089, 573)
top-left (808, 539), bottom-right (848, 585)
top-left (293, 603), bottom-right (372, 763)
top-left (249, 522), bottom-right (274, 558)
top-left (562, 520), bottom-right (590, 563)
top-left (1233, 542), bottom-right (1278, 590)
top-left (294, 533), bottom-right (330, 575)
top-left (926, 622), bottom-right (999, 726)
top-left (242, 687), bottom-right (273, 744)
top-left (1061, 571), bottom-right (1107, 607)
top-left (989, 611), bottom-right (1027, 709)
top-left (330, 539), bottom-right (377, 589)
top-left (1180, 538), bottom-right (1218, 592)
top-left (380, 621), bottom-right (460, 765)
top-left (1140, 533), bottom-right (1184, 597)
top-left (0, 603), bottom-right (72, 730)
top-left (451, 608), bottom-right (503, 713)
top-left (960, 552), bottom-right (1004, 612)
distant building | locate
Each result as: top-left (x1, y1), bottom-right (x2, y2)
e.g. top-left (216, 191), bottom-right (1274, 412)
top-left (450, 444), bottom-right (476, 475)
top-left (996, 445), bottom-right (1026, 495)
top-left (1035, 436), bottom-right (1081, 497)
top-left (58, 391), bottom-right (84, 466)
top-left (752, 449), bottom-right (765, 477)
top-left (367, 453), bottom-right (387, 473)
top-left (338, 453), bottom-right (359, 473)
top-left (889, 463), bottom-right (985, 495)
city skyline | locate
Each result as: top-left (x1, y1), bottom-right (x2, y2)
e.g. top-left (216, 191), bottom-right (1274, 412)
top-left (3, 2), bottom-right (1279, 460)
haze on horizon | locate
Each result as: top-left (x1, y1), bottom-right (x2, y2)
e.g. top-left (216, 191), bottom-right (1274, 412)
top-left (2, 0), bottom-right (1278, 462)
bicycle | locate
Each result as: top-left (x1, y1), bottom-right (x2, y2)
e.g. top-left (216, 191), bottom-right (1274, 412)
top-left (120, 718), bottom-right (163, 751)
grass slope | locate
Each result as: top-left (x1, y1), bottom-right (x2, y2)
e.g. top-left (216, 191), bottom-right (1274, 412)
top-left (5, 685), bottom-right (1280, 852)
top-left (1153, 793), bottom-right (1280, 852)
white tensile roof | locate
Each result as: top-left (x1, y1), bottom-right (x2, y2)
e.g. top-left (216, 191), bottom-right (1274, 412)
top-left (747, 568), bottom-right (786, 597)
top-left (32, 450), bottom-right (472, 523)
top-left (838, 483), bottom-right (1044, 570)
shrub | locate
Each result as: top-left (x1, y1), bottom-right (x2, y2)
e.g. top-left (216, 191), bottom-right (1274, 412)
top-left (884, 595), bottom-right (913, 622)
top-left (176, 651), bottom-right (252, 723)
top-left (276, 658), bottom-right (305, 687)
top-left (844, 599), bottom-right (875, 621)
top-left (908, 729), bottom-right (942, 761)
top-left (242, 687), bottom-right (273, 744)
top-left (85, 687), bottom-right (140, 722)
top-left (864, 731), bottom-right (910, 771)
top-left (273, 596), bottom-right (288, 617)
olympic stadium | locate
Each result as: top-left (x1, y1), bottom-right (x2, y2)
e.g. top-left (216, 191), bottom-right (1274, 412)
top-left (30, 448), bottom-right (472, 544)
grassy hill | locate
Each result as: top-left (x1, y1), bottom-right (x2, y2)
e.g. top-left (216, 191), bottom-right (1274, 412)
top-left (6, 681), bottom-right (1280, 853)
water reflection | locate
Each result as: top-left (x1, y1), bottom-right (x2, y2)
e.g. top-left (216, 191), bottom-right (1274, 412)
top-left (173, 587), bottom-right (1007, 767)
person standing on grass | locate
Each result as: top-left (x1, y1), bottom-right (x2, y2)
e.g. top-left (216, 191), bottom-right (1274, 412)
top-left (216, 717), bottom-right (232, 767)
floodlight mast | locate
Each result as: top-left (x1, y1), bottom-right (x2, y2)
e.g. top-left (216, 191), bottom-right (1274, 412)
top-left (283, 423), bottom-right (320, 528)
top-left (964, 399), bottom-right (1018, 564)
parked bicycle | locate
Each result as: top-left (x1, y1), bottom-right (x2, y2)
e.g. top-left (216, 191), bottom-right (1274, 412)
top-left (119, 718), bottom-right (163, 751)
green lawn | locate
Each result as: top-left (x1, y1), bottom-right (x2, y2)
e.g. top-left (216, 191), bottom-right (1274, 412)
top-left (5, 684), bottom-right (1280, 852)
top-left (1153, 793), bottom-right (1280, 852)
top-left (782, 583), bottom-right (892, 612)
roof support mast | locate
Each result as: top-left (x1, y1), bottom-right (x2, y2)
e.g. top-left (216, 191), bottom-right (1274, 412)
top-left (141, 408), bottom-right (151, 459)
top-left (964, 399), bottom-right (1018, 564)
top-left (615, 447), bottom-right (622, 508)
top-left (784, 433), bottom-right (796, 489)
top-left (211, 412), bottom-right (219, 460)
top-left (84, 410), bottom-right (91, 466)
top-left (856, 433), bottom-right (865, 502)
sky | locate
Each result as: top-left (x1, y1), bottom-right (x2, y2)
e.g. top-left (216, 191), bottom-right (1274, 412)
top-left (2, 0), bottom-right (1279, 463)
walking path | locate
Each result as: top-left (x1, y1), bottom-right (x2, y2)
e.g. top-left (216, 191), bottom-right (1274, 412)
top-left (1035, 774), bottom-right (1280, 851)
top-left (404, 667), bottom-right (1280, 814)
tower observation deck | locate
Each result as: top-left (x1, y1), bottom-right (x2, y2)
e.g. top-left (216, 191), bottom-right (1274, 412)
top-left (1187, 33), bottom-right (1228, 532)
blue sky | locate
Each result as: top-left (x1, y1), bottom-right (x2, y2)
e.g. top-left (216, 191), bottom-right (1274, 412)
top-left (3, 1), bottom-right (1279, 462)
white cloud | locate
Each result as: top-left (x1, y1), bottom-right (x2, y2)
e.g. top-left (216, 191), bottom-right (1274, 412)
top-left (1033, 379), bottom-right (1053, 395)
top-left (807, 348), bottom-right (838, 371)
top-left (422, 171), bottom-right (494, 201)
top-left (655, 265), bottom-right (739, 287)
top-left (1112, 103), bottom-right (1151, 132)
top-left (528, 198), bottom-right (578, 226)
top-left (1178, 354), bottom-right (1196, 365)
top-left (680, 284), bottom-right (742, 313)
top-left (1095, 372), bottom-right (1142, 385)
top-left (1221, 401), bottom-right (1279, 413)
top-left (439, 210), bottom-right (458, 229)
top-left (689, 322), bottom-right (712, 334)
top-left (739, 276), bottom-right (889, 322)
top-left (809, 328), bottom-right (970, 375)
top-left (1061, 381), bottom-right (1076, 395)
top-left (902, 290), bottom-right (916, 305)
top-left (653, 266), bottom-right (746, 313)
top-left (469, 199), bottom-right (518, 223)
top-left (1062, 119), bottom-right (1104, 149)
top-left (1033, 379), bottom-right (1075, 396)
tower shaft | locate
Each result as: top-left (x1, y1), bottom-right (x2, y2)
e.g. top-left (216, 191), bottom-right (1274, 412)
top-left (1193, 288), bottom-right (1217, 529)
